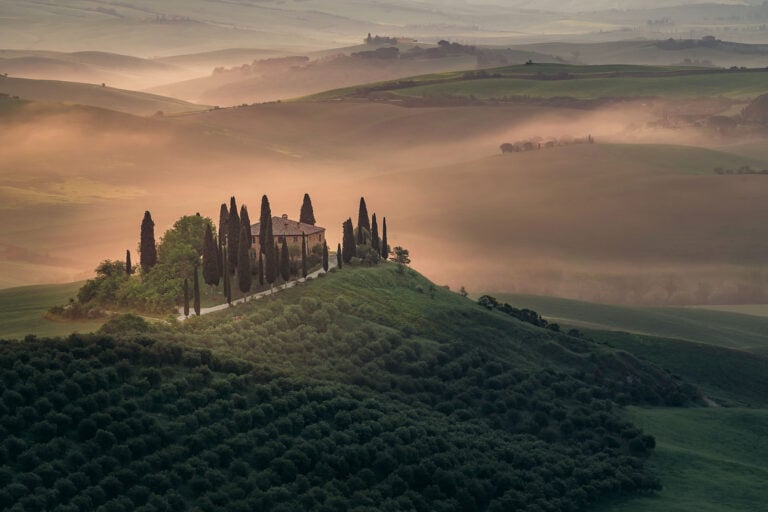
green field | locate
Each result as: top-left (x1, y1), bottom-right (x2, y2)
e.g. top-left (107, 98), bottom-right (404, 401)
top-left (597, 407), bottom-right (768, 512)
top-left (0, 281), bottom-right (104, 339)
top-left (495, 294), bottom-right (768, 352)
top-left (308, 64), bottom-right (768, 101)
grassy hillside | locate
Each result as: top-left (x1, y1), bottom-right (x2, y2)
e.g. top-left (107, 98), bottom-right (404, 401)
top-left (0, 264), bottom-right (691, 511)
top-left (308, 64), bottom-right (768, 101)
top-left (0, 282), bottom-right (104, 340)
top-left (494, 294), bottom-right (768, 352)
top-left (0, 76), bottom-right (207, 115)
top-left (597, 408), bottom-right (768, 512)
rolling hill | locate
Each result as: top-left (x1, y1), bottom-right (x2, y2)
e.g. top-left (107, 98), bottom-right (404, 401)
top-left (0, 76), bottom-right (207, 116)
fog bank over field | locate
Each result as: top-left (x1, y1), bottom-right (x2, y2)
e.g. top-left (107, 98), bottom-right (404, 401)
top-left (2, 95), bottom-right (767, 303)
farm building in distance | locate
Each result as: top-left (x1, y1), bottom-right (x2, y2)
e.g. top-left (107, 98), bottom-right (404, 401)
top-left (251, 214), bottom-right (325, 254)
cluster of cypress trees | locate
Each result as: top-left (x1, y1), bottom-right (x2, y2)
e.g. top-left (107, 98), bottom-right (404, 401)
top-left (342, 197), bottom-right (389, 264)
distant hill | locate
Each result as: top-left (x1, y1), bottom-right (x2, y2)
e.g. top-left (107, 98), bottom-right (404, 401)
top-left (0, 76), bottom-right (208, 116)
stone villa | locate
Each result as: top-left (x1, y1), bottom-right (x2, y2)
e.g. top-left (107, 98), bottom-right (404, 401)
top-left (251, 214), bottom-right (326, 254)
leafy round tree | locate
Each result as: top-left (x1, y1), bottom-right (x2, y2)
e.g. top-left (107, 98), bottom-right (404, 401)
top-left (300, 193), bottom-right (316, 225)
top-left (139, 211), bottom-right (158, 273)
top-left (202, 224), bottom-right (220, 289)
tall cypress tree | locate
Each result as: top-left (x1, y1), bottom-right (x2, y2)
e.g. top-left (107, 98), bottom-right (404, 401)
top-left (357, 197), bottom-right (370, 244)
top-left (337, 243), bottom-right (343, 269)
top-left (183, 278), bottom-right (190, 318)
top-left (237, 222), bottom-right (252, 297)
top-left (371, 213), bottom-right (380, 254)
top-left (300, 193), bottom-right (316, 225)
top-left (227, 196), bottom-right (240, 273)
top-left (240, 205), bottom-right (252, 246)
top-left (193, 267), bottom-right (201, 316)
top-left (202, 224), bottom-right (220, 288)
top-left (381, 217), bottom-right (388, 259)
top-left (259, 195), bottom-right (272, 254)
top-left (258, 251), bottom-right (264, 286)
top-left (222, 247), bottom-right (232, 305)
top-left (139, 211), bottom-right (157, 273)
top-left (262, 196), bottom-right (277, 287)
top-left (322, 241), bottom-right (329, 272)
top-left (125, 250), bottom-right (132, 275)
top-left (218, 203), bottom-right (228, 248)
top-left (301, 232), bottom-right (308, 278)
top-left (342, 218), bottom-right (355, 263)
top-left (280, 237), bottom-right (291, 286)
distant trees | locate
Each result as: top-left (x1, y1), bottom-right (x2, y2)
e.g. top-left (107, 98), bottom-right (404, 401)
top-left (218, 203), bottom-right (228, 278)
top-left (300, 193), bottom-right (316, 225)
top-left (222, 247), bottom-right (232, 305)
top-left (301, 233), bottom-right (308, 278)
top-left (202, 224), bottom-right (220, 289)
top-left (139, 211), bottom-right (157, 273)
top-left (342, 219), bottom-right (355, 263)
top-left (322, 241), bottom-right (329, 272)
top-left (337, 243), bottom-right (343, 269)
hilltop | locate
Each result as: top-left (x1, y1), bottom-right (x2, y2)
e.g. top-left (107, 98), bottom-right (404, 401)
top-left (0, 262), bottom-right (702, 511)
top-left (0, 76), bottom-right (207, 116)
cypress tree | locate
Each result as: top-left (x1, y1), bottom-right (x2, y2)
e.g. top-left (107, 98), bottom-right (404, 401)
top-left (280, 237), bottom-right (291, 286)
top-left (222, 247), bottom-right (232, 305)
top-left (357, 197), bottom-right (370, 244)
top-left (337, 243), bottom-right (343, 269)
top-left (218, 203), bottom-right (228, 249)
top-left (240, 205), bottom-right (252, 245)
top-left (125, 250), bottom-right (132, 275)
top-left (237, 222), bottom-right (252, 297)
top-left (193, 267), bottom-right (201, 316)
top-left (183, 278), bottom-right (190, 318)
top-left (342, 218), bottom-right (355, 263)
top-left (322, 241), bottom-right (329, 272)
top-left (381, 217), bottom-right (388, 259)
top-left (259, 195), bottom-right (272, 254)
top-left (301, 232), bottom-right (308, 278)
top-left (258, 251), bottom-right (264, 286)
top-left (139, 211), bottom-right (157, 273)
top-left (202, 224), bottom-right (220, 288)
top-left (227, 196), bottom-right (240, 273)
top-left (371, 213), bottom-right (380, 254)
top-left (300, 193), bottom-right (316, 225)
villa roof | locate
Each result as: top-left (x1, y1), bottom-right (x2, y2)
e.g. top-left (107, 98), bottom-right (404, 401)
top-left (251, 215), bottom-right (325, 238)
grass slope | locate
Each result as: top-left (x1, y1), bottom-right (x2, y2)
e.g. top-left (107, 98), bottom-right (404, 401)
top-left (495, 294), bottom-right (768, 352)
top-left (0, 282), bottom-right (104, 339)
top-left (0, 76), bottom-right (207, 115)
top-left (308, 63), bottom-right (768, 101)
top-left (597, 407), bottom-right (768, 512)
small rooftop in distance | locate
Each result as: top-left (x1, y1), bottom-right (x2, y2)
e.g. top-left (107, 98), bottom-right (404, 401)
top-left (251, 215), bottom-right (325, 238)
